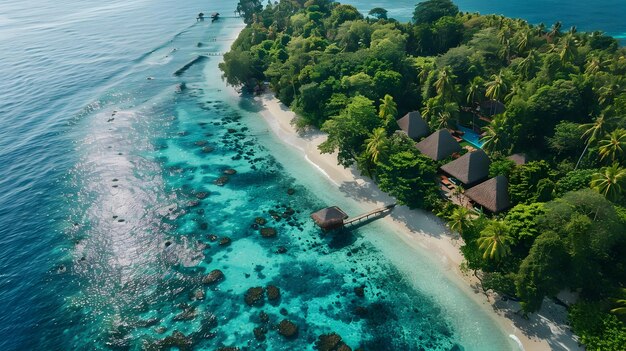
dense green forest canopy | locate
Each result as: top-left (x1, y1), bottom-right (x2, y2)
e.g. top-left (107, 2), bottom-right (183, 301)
top-left (222, 1), bottom-right (626, 348)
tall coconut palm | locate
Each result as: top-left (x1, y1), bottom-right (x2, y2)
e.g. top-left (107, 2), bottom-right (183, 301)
top-left (364, 127), bottom-right (389, 164)
top-left (448, 206), bottom-right (472, 235)
top-left (378, 94), bottom-right (397, 129)
top-left (466, 77), bottom-right (485, 105)
top-left (598, 128), bottom-right (626, 163)
top-left (576, 114), bottom-right (615, 169)
top-left (516, 30), bottom-right (530, 54)
top-left (481, 117), bottom-right (509, 154)
top-left (477, 221), bottom-right (513, 261)
top-left (435, 66), bottom-right (457, 101)
top-left (517, 50), bottom-right (538, 80)
top-left (485, 71), bottom-right (508, 115)
top-left (548, 21), bottom-right (562, 40)
top-left (585, 56), bottom-right (603, 75)
top-left (559, 34), bottom-right (577, 63)
top-left (535, 23), bottom-right (546, 37)
top-left (591, 164), bottom-right (626, 202)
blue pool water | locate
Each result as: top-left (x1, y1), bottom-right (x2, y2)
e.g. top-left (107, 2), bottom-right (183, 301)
top-left (1, 0), bottom-right (625, 350)
top-left (457, 125), bottom-right (485, 149)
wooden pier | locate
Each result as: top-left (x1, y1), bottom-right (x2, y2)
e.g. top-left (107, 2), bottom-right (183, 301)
top-left (311, 203), bottom-right (396, 231)
top-left (343, 203), bottom-right (396, 227)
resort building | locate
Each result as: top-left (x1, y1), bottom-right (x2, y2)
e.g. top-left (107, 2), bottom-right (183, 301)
top-left (464, 175), bottom-right (511, 213)
top-left (440, 149), bottom-right (491, 187)
top-left (415, 129), bottom-right (461, 161)
top-left (396, 111), bottom-right (429, 140)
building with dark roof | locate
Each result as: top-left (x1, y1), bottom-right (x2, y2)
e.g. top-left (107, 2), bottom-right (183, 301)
top-left (465, 175), bottom-right (511, 213)
top-left (396, 111), bottom-right (429, 140)
top-left (415, 129), bottom-right (461, 161)
top-left (440, 149), bottom-right (491, 186)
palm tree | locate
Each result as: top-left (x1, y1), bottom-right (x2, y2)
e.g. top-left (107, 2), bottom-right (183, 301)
top-left (535, 23), bottom-right (546, 37)
top-left (591, 164), bottom-right (626, 202)
top-left (435, 66), bottom-right (457, 101)
top-left (378, 94), bottom-right (397, 129)
top-left (448, 206), bottom-right (472, 235)
top-left (516, 30), bottom-right (530, 54)
top-left (559, 34), bottom-right (577, 63)
top-left (481, 117), bottom-right (509, 154)
top-left (598, 128), bottom-right (626, 163)
top-left (517, 50), bottom-right (538, 80)
top-left (548, 21), bottom-right (562, 41)
top-left (466, 77), bottom-right (485, 105)
top-left (576, 114), bottom-right (614, 169)
top-left (485, 71), bottom-right (508, 115)
top-left (477, 221), bottom-right (513, 261)
top-left (364, 127), bottom-right (389, 164)
top-left (585, 56), bottom-right (602, 75)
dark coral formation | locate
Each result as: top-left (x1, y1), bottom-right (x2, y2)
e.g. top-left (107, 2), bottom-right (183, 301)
top-left (277, 319), bottom-right (298, 339)
top-left (266, 285), bottom-right (280, 301)
top-left (244, 287), bottom-right (265, 306)
top-left (202, 269), bottom-right (224, 284)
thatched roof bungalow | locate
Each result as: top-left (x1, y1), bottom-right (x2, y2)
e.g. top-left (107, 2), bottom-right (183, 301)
top-left (310, 206), bottom-right (348, 230)
top-left (415, 129), bottom-right (461, 161)
top-left (396, 111), bottom-right (429, 140)
top-left (440, 149), bottom-right (491, 186)
top-left (465, 175), bottom-right (511, 213)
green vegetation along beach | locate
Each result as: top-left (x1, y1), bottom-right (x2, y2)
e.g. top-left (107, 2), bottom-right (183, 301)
top-left (222, 0), bottom-right (626, 349)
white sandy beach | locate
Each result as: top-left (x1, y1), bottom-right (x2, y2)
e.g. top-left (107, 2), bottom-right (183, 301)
top-left (252, 92), bottom-right (583, 351)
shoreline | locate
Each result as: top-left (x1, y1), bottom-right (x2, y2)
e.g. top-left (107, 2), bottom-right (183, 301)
top-left (250, 92), bottom-right (583, 351)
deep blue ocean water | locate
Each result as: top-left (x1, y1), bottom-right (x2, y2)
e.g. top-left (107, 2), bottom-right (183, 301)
top-left (0, 1), bottom-right (624, 350)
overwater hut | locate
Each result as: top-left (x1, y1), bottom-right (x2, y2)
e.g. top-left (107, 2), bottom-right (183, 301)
top-left (415, 129), bottom-right (461, 161)
top-left (507, 153), bottom-right (528, 166)
top-left (440, 149), bottom-right (491, 186)
top-left (465, 175), bottom-right (511, 213)
top-left (310, 206), bottom-right (348, 231)
top-left (396, 111), bottom-right (429, 140)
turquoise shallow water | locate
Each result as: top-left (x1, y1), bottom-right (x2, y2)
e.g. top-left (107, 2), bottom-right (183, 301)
top-left (1, 0), bottom-right (625, 350)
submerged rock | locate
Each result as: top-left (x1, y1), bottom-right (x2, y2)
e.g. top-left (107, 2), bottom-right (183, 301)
top-left (214, 176), bottom-right (229, 186)
top-left (223, 168), bottom-right (237, 175)
top-left (260, 228), bottom-right (277, 238)
top-left (287, 188), bottom-right (295, 195)
top-left (266, 285), bottom-right (280, 301)
top-left (244, 287), bottom-right (265, 306)
top-left (354, 286), bottom-right (365, 298)
top-left (202, 146), bottom-right (215, 153)
top-left (277, 319), bottom-right (298, 339)
top-left (173, 306), bottom-right (196, 321)
top-left (253, 326), bottom-right (267, 341)
top-left (315, 333), bottom-right (342, 351)
top-left (203, 269), bottom-right (224, 284)
top-left (219, 237), bottom-right (231, 246)
top-left (196, 192), bottom-right (209, 199)
top-left (208, 234), bottom-right (218, 242)
top-left (276, 246), bottom-right (288, 254)
top-left (255, 217), bottom-right (267, 225)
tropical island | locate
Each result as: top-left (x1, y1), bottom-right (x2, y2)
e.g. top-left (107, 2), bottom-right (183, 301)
top-left (221, 0), bottom-right (626, 349)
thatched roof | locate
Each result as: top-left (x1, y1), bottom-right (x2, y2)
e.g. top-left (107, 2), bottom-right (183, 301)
top-left (440, 149), bottom-right (491, 185)
top-left (507, 153), bottom-right (528, 166)
top-left (396, 111), bottom-right (429, 140)
top-left (465, 175), bottom-right (510, 213)
top-left (415, 129), bottom-right (461, 161)
top-left (310, 206), bottom-right (348, 230)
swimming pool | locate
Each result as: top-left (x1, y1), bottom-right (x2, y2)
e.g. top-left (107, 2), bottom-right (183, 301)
top-left (457, 124), bottom-right (485, 149)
